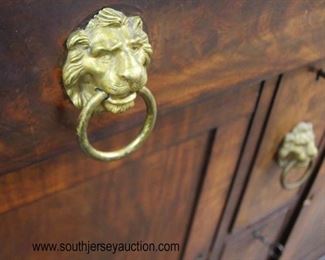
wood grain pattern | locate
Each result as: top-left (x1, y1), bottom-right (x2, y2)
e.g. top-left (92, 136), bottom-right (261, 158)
top-left (233, 60), bottom-right (325, 231)
top-left (0, 134), bottom-right (209, 260)
top-left (220, 207), bottom-right (289, 260)
top-left (0, 1), bottom-right (324, 258)
top-left (282, 156), bottom-right (325, 260)
top-left (210, 77), bottom-right (280, 258)
top-left (0, 83), bottom-right (259, 215)
top-left (0, 0), bottom-right (325, 174)
top-left (183, 118), bottom-right (251, 260)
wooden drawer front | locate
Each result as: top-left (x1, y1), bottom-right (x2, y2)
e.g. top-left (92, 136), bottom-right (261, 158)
top-left (233, 60), bottom-right (325, 230)
top-left (0, 83), bottom-right (258, 216)
top-left (1, 0), bottom-right (325, 176)
top-left (220, 208), bottom-right (289, 260)
top-left (0, 135), bottom-right (210, 260)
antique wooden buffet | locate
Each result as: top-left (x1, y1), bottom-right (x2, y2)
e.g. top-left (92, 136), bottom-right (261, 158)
top-left (0, 1), bottom-right (324, 259)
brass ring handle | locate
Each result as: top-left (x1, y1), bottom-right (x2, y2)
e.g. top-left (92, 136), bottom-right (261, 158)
top-left (280, 160), bottom-right (314, 190)
top-left (61, 7), bottom-right (157, 161)
top-left (277, 122), bottom-right (318, 190)
top-left (77, 87), bottom-right (157, 161)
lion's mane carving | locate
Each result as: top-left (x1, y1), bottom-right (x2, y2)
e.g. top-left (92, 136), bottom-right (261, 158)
top-left (63, 8), bottom-right (152, 113)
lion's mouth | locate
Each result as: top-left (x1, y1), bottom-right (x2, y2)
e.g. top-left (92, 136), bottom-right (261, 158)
top-left (103, 92), bottom-right (137, 113)
top-left (107, 92), bottom-right (137, 105)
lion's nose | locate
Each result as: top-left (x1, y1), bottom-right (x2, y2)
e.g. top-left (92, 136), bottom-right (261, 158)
top-left (119, 67), bottom-right (143, 85)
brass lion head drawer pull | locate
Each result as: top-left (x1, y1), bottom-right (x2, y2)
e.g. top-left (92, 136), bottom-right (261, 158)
top-left (62, 8), bottom-right (157, 161)
top-left (277, 122), bottom-right (318, 190)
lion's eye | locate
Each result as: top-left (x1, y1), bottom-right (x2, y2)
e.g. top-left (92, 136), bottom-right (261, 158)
top-left (91, 46), bottom-right (120, 57)
top-left (92, 48), bottom-right (110, 57)
top-left (130, 43), bottom-right (142, 51)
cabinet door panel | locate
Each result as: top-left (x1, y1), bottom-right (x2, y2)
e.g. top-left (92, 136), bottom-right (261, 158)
top-left (184, 118), bottom-right (252, 260)
top-left (233, 61), bottom-right (325, 230)
top-left (0, 77), bottom-right (260, 260)
top-left (282, 159), bottom-right (325, 260)
top-left (221, 208), bottom-right (289, 260)
top-left (0, 134), bottom-right (209, 260)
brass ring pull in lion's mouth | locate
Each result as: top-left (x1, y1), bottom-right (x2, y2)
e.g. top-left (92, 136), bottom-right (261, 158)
top-left (62, 7), bottom-right (157, 161)
top-left (280, 160), bottom-right (314, 190)
top-left (77, 87), bottom-right (157, 161)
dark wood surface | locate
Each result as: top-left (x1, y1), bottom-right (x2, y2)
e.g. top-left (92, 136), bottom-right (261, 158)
top-left (210, 77), bottom-right (280, 258)
top-left (0, 134), bottom-right (210, 260)
top-left (0, 79), bottom-right (260, 260)
top-left (0, 0), bottom-right (325, 175)
top-left (220, 207), bottom-right (289, 260)
top-left (183, 117), bottom-right (251, 260)
top-left (0, 83), bottom-right (258, 215)
top-left (232, 60), bottom-right (325, 231)
top-left (0, 81), bottom-right (260, 260)
top-left (0, 1), bottom-right (324, 259)
top-left (282, 156), bottom-right (325, 260)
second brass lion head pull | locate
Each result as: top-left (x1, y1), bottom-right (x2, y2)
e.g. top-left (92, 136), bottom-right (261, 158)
top-left (62, 8), bottom-right (157, 161)
top-left (277, 122), bottom-right (318, 190)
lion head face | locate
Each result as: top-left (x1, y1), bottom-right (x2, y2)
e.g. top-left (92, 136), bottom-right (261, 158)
top-left (63, 8), bottom-right (152, 113)
top-left (278, 122), bottom-right (318, 168)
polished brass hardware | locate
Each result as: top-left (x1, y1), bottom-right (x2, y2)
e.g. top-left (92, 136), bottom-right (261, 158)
top-left (62, 7), bottom-right (156, 161)
top-left (77, 87), bottom-right (156, 161)
top-left (277, 122), bottom-right (318, 190)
